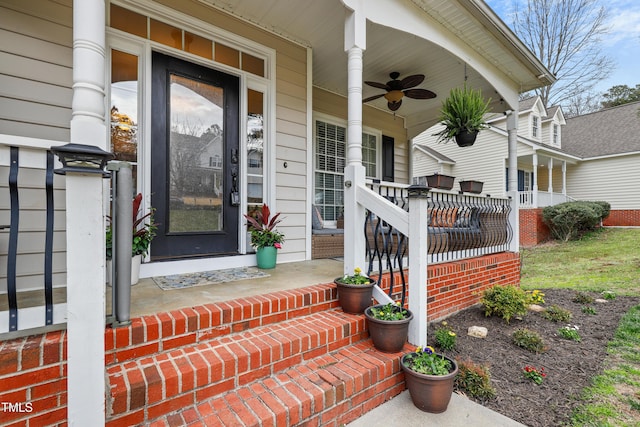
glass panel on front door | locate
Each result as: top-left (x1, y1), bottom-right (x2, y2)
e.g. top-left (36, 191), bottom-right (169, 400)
top-left (168, 74), bottom-right (224, 233)
top-left (151, 51), bottom-right (239, 259)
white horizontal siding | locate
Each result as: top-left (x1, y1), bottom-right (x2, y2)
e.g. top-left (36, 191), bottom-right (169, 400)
top-left (0, 2), bottom-right (73, 141)
top-left (567, 155), bottom-right (640, 209)
top-left (413, 127), bottom-right (508, 196)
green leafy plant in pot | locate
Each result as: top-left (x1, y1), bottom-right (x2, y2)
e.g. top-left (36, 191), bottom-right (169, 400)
top-left (401, 345), bottom-right (459, 413)
top-left (244, 204), bottom-right (284, 269)
top-left (365, 302), bottom-right (413, 353)
top-left (334, 267), bottom-right (375, 314)
top-left (433, 84), bottom-right (491, 147)
top-left (106, 193), bottom-right (157, 285)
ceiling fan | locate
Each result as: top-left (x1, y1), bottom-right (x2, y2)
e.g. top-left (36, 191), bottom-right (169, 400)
top-left (363, 72), bottom-right (436, 112)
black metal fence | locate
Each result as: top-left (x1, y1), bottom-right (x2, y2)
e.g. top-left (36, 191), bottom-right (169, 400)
top-left (1, 146), bottom-right (57, 335)
top-left (364, 179), bottom-right (513, 304)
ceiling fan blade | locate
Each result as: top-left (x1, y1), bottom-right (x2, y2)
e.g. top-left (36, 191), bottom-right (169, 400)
top-left (400, 74), bottom-right (425, 89)
top-left (362, 93), bottom-right (386, 103)
top-left (364, 81), bottom-right (389, 90)
top-left (403, 88), bottom-right (437, 99)
top-left (388, 100), bottom-right (402, 111)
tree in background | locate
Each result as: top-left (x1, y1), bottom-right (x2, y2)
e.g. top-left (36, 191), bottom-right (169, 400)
top-left (511, 0), bottom-right (614, 110)
top-left (600, 84), bottom-right (640, 108)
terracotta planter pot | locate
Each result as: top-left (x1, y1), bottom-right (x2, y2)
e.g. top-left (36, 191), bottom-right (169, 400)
top-left (401, 353), bottom-right (458, 413)
top-left (334, 279), bottom-right (374, 314)
top-left (426, 173), bottom-right (455, 190)
top-left (455, 130), bottom-right (478, 147)
top-left (364, 305), bottom-right (413, 353)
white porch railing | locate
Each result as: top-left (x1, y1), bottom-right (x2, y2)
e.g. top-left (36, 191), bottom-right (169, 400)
top-left (356, 179), bottom-right (514, 346)
top-left (519, 191), bottom-right (570, 208)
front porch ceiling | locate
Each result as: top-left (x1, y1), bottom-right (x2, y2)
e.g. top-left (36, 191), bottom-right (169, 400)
top-left (197, 0), bottom-right (552, 137)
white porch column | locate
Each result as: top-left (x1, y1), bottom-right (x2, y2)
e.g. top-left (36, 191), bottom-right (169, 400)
top-left (532, 152), bottom-right (539, 208)
top-left (562, 161), bottom-right (567, 197)
top-left (506, 109), bottom-right (519, 252)
top-left (343, 4), bottom-right (366, 275)
top-left (548, 158), bottom-right (554, 206)
top-left (68, 0), bottom-right (107, 425)
top-left (407, 186), bottom-right (429, 347)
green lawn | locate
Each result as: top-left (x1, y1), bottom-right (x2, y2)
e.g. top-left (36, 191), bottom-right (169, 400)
top-left (520, 228), bottom-right (640, 426)
top-left (521, 228), bottom-right (640, 296)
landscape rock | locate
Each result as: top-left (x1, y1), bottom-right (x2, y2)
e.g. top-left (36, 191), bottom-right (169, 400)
top-left (467, 326), bottom-right (488, 338)
top-left (528, 304), bottom-right (545, 312)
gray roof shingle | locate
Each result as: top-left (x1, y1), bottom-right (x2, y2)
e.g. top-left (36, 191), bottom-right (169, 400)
top-left (563, 101), bottom-right (640, 158)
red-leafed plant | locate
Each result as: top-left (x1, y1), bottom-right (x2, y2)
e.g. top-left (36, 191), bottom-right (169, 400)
top-left (243, 204), bottom-right (284, 249)
top-left (106, 193), bottom-right (157, 259)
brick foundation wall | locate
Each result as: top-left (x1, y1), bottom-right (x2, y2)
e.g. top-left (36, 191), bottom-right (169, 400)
top-left (520, 208), bottom-right (551, 247)
top-left (377, 252), bottom-right (521, 322)
top-left (603, 210), bottom-right (640, 227)
top-left (0, 331), bottom-right (67, 426)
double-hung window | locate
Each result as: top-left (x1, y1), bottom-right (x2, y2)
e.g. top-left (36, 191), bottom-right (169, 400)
top-left (314, 119), bottom-right (379, 221)
top-left (532, 116), bottom-right (539, 138)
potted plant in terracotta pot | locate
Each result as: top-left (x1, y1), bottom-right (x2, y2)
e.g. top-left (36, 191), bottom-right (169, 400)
top-left (433, 84), bottom-right (491, 147)
top-left (401, 345), bottom-right (459, 413)
top-left (244, 203), bottom-right (284, 269)
top-left (334, 267), bottom-right (375, 314)
top-left (364, 302), bottom-right (413, 353)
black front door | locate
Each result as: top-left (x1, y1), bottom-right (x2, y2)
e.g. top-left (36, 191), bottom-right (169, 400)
top-left (151, 52), bottom-right (240, 260)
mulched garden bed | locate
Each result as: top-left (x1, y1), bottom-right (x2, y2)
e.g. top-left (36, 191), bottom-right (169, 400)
top-left (430, 289), bottom-right (640, 427)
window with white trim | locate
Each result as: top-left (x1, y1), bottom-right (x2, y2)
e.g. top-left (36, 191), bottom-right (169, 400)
top-left (532, 116), bottom-right (539, 138)
top-left (314, 119), bottom-right (379, 221)
top-left (553, 124), bottom-right (559, 145)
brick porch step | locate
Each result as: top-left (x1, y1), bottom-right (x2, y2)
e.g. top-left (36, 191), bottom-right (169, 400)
top-left (108, 338), bottom-right (407, 427)
top-left (104, 283), bottom-right (337, 366)
top-left (105, 308), bottom-right (378, 424)
top-left (153, 341), bottom-right (406, 427)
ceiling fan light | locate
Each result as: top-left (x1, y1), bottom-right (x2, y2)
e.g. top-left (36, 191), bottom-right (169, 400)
top-left (384, 90), bottom-right (404, 103)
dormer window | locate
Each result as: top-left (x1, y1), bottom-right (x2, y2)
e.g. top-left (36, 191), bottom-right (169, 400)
top-left (553, 124), bottom-right (559, 145)
top-left (532, 116), bottom-right (539, 138)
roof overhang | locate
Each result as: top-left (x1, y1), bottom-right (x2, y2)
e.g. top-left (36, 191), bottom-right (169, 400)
top-left (197, 0), bottom-right (553, 137)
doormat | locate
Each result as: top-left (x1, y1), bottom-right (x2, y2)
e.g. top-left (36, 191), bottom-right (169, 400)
top-left (152, 267), bottom-right (270, 291)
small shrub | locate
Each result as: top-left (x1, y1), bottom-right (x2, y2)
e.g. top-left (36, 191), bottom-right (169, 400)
top-left (523, 366), bottom-right (546, 385)
top-left (455, 358), bottom-right (496, 399)
top-left (582, 306), bottom-right (597, 315)
top-left (541, 304), bottom-right (572, 322)
top-left (513, 328), bottom-right (546, 353)
top-left (542, 201), bottom-right (609, 241)
top-left (481, 285), bottom-right (528, 324)
top-left (525, 289), bottom-right (545, 305)
top-left (434, 321), bottom-right (457, 351)
top-left (572, 291), bottom-right (594, 305)
top-left (558, 325), bottom-right (582, 341)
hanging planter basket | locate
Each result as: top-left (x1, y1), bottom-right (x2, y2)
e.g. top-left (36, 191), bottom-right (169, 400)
top-left (454, 130), bottom-right (479, 147)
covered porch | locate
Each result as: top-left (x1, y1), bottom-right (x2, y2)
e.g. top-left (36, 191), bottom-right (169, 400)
top-left (0, 0), bottom-right (553, 424)
top-left (516, 151), bottom-right (579, 208)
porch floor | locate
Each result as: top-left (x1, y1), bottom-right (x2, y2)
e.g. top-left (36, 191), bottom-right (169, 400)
top-left (123, 258), bottom-right (344, 318)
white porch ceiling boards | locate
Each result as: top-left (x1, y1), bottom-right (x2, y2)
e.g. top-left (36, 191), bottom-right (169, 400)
top-left (196, 0), bottom-right (552, 136)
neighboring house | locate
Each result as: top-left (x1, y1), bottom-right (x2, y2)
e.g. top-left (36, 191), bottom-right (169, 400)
top-left (0, 0), bottom-right (552, 424)
top-left (413, 97), bottom-right (640, 245)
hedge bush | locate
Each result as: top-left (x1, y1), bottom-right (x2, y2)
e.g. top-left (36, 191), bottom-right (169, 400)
top-left (542, 201), bottom-right (610, 241)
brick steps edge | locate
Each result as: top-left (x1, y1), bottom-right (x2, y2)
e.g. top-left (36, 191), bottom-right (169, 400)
top-left (106, 309), bottom-right (368, 418)
top-left (105, 283), bottom-right (338, 366)
top-left (108, 340), bottom-right (409, 427)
